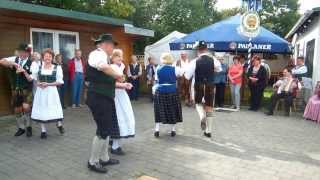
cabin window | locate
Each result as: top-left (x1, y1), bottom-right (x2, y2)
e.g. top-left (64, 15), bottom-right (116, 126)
top-left (305, 39), bottom-right (315, 78)
top-left (30, 28), bottom-right (79, 63)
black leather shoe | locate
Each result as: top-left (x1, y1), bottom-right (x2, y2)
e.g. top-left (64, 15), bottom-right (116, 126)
top-left (40, 132), bottom-right (47, 139)
top-left (26, 127), bottom-right (32, 137)
top-left (14, 128), bottom-right (25, 137)
top-left (154, 131), bottom-right (159, 138)
top-left (57, 126), bottom-right (65, 134)
top-left (111, 147), bottom-right (125, 156)
top-left (99, 159), bottom-right (120, 166)
top-left (204, 132), bottom-right (212, 138)
top-left (171, 131), bottom-right (176, 137)
top-left (87, 162), bottom-right (107, 173)
top-left (265, 112), bottom-right (273, 116)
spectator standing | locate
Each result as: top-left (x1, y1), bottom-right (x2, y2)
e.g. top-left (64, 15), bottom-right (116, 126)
top-left (55, 54), bottom-right (67, 109)
top-left (31, 52), bottom-right (41, 96)
top-left (175, 52), bottom-right (192, 106)
top-left (214, 54), bottom-right (227, 108)
top-left (146, 57), bottom-right (157, 101)
top-left (247, 55), bottom-right (267, 111)
top-left (127, 55), bottom-right (142, 100)
top-left (228, 55), bottom-right (243, 110)
top-left (69, 49), bottom-right (86, 108)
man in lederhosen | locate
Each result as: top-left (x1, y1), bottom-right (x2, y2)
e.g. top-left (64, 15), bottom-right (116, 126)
top-left (86, 34), bottom-right (123, 173)
top-left (185, 41), bottom-right (221, 138)
top-left (0, 43), bottom-right (33, 137)
top-left (175, 52), bottom-right (192, 106)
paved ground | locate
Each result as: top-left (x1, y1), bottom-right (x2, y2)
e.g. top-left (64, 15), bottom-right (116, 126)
top-left (1, 98), bottom-right (320, 180)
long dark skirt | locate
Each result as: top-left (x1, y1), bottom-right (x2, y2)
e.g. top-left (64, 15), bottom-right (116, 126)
top-left (86, 91), bottom-right (120, 139)
top-left (154, 91), bottom-right (183, 124)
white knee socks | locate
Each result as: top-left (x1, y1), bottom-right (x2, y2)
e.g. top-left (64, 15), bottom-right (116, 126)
top-left (206, 112), bottom-right (213, 133)
top-left (171, 124), bottom-right (176, 132)
top-left (112, 139), bottom-right (120, 150)
top-left (40, 123), bottom-right (47, 133)
top-left (155, 123), bottom-right (160, 132)
top-left (195, 104), bottom-right (206, 121)
top-left (100, 137), bottom-right (110, 162)
top-left (89, 136), bottom-right (105, 165)
top-left (57, 121), bottom-right (63, 127)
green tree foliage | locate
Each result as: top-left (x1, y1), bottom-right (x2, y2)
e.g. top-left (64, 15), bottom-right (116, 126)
top-left (129, 0), bottom-right (221, 53)
top-left (14, 0), bottom-right (300, 53)
top-left (259, 0), bottom-right (300, 37)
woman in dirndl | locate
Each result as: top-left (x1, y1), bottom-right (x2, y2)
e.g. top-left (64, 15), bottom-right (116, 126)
top-left (109, 49), bottom-right (135, 155)
top-left (31, 48), bottom-right (65, 139)
top-left (153, 52), bottom-right (183, 138)
top-left (304, 81), bottom-right (320, 122)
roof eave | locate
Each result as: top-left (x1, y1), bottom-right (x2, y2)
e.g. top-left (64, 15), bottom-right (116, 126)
top-left (124, 24), bottom-right (154, 37)
top-left (285, 7), bottom-right (320, 39)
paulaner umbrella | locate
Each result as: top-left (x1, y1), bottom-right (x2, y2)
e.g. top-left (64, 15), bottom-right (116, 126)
top-left (169, 15), bottom-right (292, 54)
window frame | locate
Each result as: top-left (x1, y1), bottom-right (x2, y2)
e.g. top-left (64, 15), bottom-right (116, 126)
top-left (30, 28), bottom-right (80, 54)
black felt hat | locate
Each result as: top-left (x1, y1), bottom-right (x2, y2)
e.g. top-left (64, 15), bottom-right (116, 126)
top-left (196, 41), bottom-right (207, 50)
top-left (93, 33), bottom-right (118, 46)
top-left (17, 43), bottom-right (32, 52)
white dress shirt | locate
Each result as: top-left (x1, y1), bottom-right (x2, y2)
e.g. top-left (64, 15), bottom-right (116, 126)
top-left (292, 65), bottom-right (308, 75)
top-left (184, 52), bottom-right (222, 80)
top-left (88, 48), bottom-right (109, 70)
top-left (127, 63), bottom-right (142, 77)
top-left (5, 56), bottom-right (28, 67)
top-left (74, 58), bottom-right (83, 73)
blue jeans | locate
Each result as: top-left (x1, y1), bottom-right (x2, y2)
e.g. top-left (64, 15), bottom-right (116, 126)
top-left (72, 72), bottom-right (84, 106)
top-left (129, 79), bottom-right (140, 100)
top-left (230, 84), bottom-right (241, 108)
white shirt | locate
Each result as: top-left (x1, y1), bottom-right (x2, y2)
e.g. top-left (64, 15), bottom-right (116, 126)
top-left (184, 52), bottom-right (222, 80)
top-left (88, 48), bottom-right (109, 70)
top-left (127, 63), bottom-right (142, 77)
top-left (74, 58), bottom-right (83, 73)
top-left (292, 65), bottom-right (308, 75)
top-left (5, 56), bottom-right (28, 67)
top-left (174, 59), bottom-right (189, 69)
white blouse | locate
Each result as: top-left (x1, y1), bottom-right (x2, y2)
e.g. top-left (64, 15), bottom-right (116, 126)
top-left (30, 62), bottom-right (64, 84)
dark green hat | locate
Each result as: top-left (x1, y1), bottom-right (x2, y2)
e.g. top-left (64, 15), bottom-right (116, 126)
top-left (93, 33), bottom-right (118, 46)
top-left (196, 41), bottom-right (207, 50)
top-left (17, 43), bottom-right (32, 52)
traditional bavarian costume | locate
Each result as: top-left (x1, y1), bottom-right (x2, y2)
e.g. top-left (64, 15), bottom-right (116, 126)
top-left (110, 63), bottom-right (135, 155)
top-left (127, 62), bottom-right (142, 100)
top-left (86, 34), bottom-right (120, 174)
top-left (3, 44), bottom-right (33, 137)
top-left (153, 63), bottom-right (183, 137)
top-left (30, 62), bottom-right (64, 138)
top-left (185, 42), bottom-right (222, 138)
top-left (175, 58), bottom-right (192, 105)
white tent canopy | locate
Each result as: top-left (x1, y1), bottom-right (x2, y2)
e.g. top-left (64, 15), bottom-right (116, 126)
top-left (144, 31), bottom-right (195, 66)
